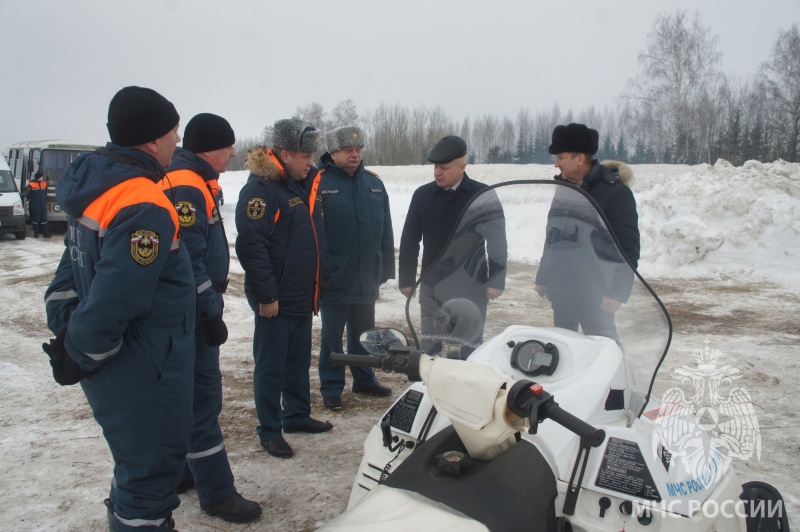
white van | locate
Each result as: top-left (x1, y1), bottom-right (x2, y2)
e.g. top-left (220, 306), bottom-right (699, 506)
top-left (0, 158), bottom-right (26, 240)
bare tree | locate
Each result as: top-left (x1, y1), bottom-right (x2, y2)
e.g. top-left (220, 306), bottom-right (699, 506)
top-left (626, 10), bottom-right (721, 163)
top-left (330, 99), bottom-right (359, 129)
top-left (760, 25), bottom-right (800, 161)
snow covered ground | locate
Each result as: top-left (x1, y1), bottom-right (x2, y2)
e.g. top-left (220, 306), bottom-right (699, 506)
top-left (0, 160), bottom-right (798, 530)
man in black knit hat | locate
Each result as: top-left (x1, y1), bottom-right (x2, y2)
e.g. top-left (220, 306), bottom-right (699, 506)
top-left (44, 86), bottom-right (194, 531)
top-left (162, 114), bottom-right (262, 523)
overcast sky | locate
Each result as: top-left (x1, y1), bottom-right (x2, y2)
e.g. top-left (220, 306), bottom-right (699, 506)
top-left (1, 0), bottom-right (798, 151)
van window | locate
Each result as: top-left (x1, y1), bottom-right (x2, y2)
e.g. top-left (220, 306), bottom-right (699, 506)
top-left (0, 170), bottom-right (16, 192)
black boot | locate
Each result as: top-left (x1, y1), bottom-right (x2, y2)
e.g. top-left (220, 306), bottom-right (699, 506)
top-left (200, 492), bottom-right (263, 523)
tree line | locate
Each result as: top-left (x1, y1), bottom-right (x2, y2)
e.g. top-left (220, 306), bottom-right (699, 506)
top-left (230, 13), bottom-right (800, 170)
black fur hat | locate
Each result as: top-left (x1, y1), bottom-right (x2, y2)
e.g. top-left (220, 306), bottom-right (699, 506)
top-left (548, 123), bottom-right (599, 155)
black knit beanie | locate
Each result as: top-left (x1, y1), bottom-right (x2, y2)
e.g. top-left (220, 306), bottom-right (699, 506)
top-left (107, 86), bottom-right (180, 147)
top-left (183, 113), bottom-right (236, 153)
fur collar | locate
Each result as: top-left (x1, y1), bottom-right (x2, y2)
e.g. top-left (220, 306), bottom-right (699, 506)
top-left (245, 147), bottom-right (284, 182)
top-left (600, 160), bottom-right (633, 186)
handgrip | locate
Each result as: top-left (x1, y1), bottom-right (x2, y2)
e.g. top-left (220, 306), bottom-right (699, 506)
top-left (544, 403), bottom-right (605, 448)
top-left (329, 352), bottom-right (388, 368)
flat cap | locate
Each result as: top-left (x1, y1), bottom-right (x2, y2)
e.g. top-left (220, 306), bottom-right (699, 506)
top-left (427, 135), bottom-right (467, 164)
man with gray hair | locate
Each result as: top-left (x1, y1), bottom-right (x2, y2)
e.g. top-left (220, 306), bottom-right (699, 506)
top-left (317, 125), bottom-right (394, 411)
top-left (235, 118), bottom-right (332, 459)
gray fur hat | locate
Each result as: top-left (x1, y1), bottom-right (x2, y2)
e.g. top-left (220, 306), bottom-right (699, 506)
top-left (326, 125), bottom-right (365, 153)
top-left (272, 118), bottom-right (320, 153)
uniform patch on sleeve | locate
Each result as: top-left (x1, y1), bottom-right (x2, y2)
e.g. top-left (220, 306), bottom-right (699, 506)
top-left (176, 201), bottom-right (197, 227)
top-left (246, 197), bottom-right (267, 220)
top-left (130, 230), bottom-right (160, 266)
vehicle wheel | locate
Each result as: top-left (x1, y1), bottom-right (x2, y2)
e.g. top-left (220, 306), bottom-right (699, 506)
top-left (14, 229), bottom-right (26, 240)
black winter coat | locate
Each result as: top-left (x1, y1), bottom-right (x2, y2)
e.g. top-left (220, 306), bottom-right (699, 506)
top-left (559, 160), bottom-right (640, 268)
top-left (398, 173), bottom-right (488, 288)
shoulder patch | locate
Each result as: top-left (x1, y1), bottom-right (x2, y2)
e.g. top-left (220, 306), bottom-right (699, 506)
top-left (130, 230), bottom-right (160, 266)
top-left (176, 201), bottom-right (197, 227)
top-left (364, 169), bottom-right (379, 176)
top-left (246, 197), bottom-right (267, 220)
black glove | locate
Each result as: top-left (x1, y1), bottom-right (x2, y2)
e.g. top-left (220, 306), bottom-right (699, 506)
top-left (42, 331), bottom-right (93, 386)
top-left (200, 313), bottom-right (228, 347)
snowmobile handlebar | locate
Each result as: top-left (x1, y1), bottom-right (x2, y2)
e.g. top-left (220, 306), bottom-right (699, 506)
top-left (329, 349), bottom-right (423, 382)
top-left (541, 402), bottom-right (606, 448)
top-left (508, 380), bottom-right (605, 448)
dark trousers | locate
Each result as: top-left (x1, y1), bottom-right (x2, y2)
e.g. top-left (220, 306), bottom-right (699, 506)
top-left (253, 313), bottom-right (312, 442)
top-left (318, 303), bottom-right (380, 398)
top-left (82, 313), bottom-right (194, 531)
top-left (552, 301), bottom-right (618, 342)
top-left (185, 338), bottom-right (235, 505)
top-left (29, 200), bottom-right (48, 236)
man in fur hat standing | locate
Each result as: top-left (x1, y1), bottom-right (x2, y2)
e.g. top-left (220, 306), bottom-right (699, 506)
top-left (316, 126), bottom-right (394, 412)
top-left (535, 123), bottom-right (640, 338)
top-left (235, 119), bottom-right (332, 460)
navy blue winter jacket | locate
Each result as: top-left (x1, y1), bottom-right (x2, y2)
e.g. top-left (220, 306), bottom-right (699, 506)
top-left (235, 148), bottom-right (329, 317)
top-left (163, 147), bottom-right (230, 322)
top-left (318, 153), bottom-right (395, 305)
top-left (44, 144), bottom-right (195, 371)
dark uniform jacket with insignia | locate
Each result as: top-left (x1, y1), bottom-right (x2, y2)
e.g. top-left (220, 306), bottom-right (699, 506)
top-left (44, 143), bottom-right (195, 371)
top-left (235, 148), bottom-right (329, 317)
top-left (318, 153), bottom-right (394, 305)
top-left (163, 147), bottom-right (230, 322)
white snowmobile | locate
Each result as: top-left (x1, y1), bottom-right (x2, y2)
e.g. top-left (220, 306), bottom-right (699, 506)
top-left (321, 181), bottom-right (789, 532)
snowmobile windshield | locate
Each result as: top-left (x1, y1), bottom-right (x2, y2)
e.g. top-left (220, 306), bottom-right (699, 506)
top-left (405, 180), bottom-right (671, 418)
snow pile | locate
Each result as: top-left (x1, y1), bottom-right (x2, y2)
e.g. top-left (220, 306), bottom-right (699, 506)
top-left (221, 159), bottom-right (800, 289)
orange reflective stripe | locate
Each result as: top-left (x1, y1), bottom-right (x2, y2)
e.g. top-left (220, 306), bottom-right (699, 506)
top-left (309, 170), bottom-right (322, 312)
top-left (273, 208), bottom-right (281, 224)
top-left (208, 179), bottom-right (221, 195)
top-left (29, 181), bottom-right (47, 190)
top-left (266, 149), bottom-right (285, 177)
top-left (83, 177), bottom-right (179, 241)
top-left (162, 169), bottom-right (215, 216)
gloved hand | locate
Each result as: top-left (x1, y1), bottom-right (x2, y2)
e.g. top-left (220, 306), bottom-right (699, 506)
top-left (42, 331), bottom-right (94, 386)
top-left (201, 313), bottom-right (228, 347)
